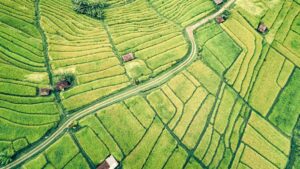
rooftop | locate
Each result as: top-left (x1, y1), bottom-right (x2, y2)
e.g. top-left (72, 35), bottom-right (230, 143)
top-left (39, 88), bottom-right (51, 96)
top-left (257, 23), bottom-right (268, 33)
top-left (97, 155), bottom-right (118, 169)
top-left (214, 0), bottom-right (223, 5)
top-left (122, 53), bottom-right (135, 62)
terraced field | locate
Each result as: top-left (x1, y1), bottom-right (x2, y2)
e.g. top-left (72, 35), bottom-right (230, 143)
top-left (0, 0), bottom-right (61, 161)
top-left (0, 0), bottom-right (299, 169)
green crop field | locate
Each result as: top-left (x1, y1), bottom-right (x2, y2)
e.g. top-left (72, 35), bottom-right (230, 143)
top-left (0, 0), bottom-right (299, 169)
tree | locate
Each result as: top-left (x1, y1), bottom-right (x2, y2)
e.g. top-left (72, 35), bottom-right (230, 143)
top-left (0, 150), bottom-right (12, 166)
top-left (72, 0), bottom-right (108, 20)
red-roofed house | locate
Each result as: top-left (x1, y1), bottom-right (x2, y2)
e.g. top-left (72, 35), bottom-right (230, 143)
top-left (216, 16), bottom-right (225, 23)
top-left (122, 53), bottom-right (135, 62)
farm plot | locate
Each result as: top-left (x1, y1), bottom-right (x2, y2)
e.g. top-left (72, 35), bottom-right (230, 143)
top-left (148, 0), bottom-right (216, 27)
top-left (272, 1), bottom-right (300, 67)
top-left (104, 0), bottom-right (189, 79)
top-left (235, 0), bottom-right (285, 30)
top-left (231, 112), bottom-right (291, 169)
top-left (221, 10), bottom-right (265, 98)
top-left (20, 55), bottom-right (295, 168)
top-left (0, 0), bottom-right (61, 160)
top-left (39, 0), bottom-right (131, 111)
top-left (248, 47), bottom-right (294, 116)
top-left (268, 68), bottom-right (300, 136)
top-left (218, 9), bottom-right (296, 119)
top-left (7, 0), bottom-right (300, 168)
top-left (195, 22), bottom-right (242, 75)
top-left (22, 134), bottom-right (89, 169)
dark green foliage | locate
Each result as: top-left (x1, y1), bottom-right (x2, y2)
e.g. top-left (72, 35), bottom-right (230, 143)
top-left (222, 10), bottom-right (231, 19)
top-left (54, 73), bottom-right (76, 86)
top-left (72, 0), bottom-right (108, 19)
top-left (269, 69), bottom-right (300, 135)
top-left (0, 149), bottom-right (13, 166)
top-left (287, 117), bottom-right (300, 169)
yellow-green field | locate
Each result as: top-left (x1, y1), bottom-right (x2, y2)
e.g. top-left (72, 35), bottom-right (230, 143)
top-left (0, 0), bottom-right (299, 169)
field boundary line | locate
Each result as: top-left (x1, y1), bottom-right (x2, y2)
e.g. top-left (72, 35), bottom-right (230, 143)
top-left (1, 0), bottom-right (236, 168)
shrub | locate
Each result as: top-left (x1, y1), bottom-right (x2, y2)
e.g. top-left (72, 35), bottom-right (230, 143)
top-left (72, 0), bottom-right (108, 19)
top-left (54, 73), bottom-right (76, 86)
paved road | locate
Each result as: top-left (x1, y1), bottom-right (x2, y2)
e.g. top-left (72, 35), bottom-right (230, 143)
top-left (2, 1), bottom-right (235, 168)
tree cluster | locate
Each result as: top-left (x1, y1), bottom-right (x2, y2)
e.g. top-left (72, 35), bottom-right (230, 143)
top-left (54, 73), bottom-right (76, 86)
top-left (0, 150), bottom-right (12, 166)
top-left (72, 0), bottom-right (108, 19)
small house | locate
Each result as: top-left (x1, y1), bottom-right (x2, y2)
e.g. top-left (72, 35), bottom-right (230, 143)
top-left (257, 22), bottom-right (268, 34)
top-left (122, 53), bottom-right (135, 62)
top-left (214, 0), bottom-right (223, 5)
top-left (56, 80), bottom-right (71, 91)
top-left (39, 88), bottom-right (51, 96)
top-left (97, 155), bottom-right (118, 169)
top-left (216, 16), bottom-right (225, 24)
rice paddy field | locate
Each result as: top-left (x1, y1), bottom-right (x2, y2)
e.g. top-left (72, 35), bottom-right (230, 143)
top-left (0, 0), bottom-right (300, 169)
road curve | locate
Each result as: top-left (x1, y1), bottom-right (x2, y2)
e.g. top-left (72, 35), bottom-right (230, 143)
top-left (2, 1), bottom-right (235, 168)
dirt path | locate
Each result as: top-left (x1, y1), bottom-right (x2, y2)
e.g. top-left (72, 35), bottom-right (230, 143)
top-left (2, 0), bottom-right (235, 168)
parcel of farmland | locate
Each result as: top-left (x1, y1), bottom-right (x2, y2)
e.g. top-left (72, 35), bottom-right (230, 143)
top-left (0, 0), bottom-right (299, 169)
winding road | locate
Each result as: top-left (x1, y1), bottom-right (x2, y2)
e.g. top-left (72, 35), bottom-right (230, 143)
top-left (2, 1), bottom-right (235, 168)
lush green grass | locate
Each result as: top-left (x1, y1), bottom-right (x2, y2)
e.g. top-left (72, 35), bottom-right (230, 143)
top-left (187, 61), bottom-right (221, 95)
top-left (79, 115), bottom-right (123, 160)
top-left (222, 10), bottom-right (264, 97)
top-left (64, 154), bottom-right (90, 169)
top-left (143, 130), bottom-right (177, 169)
top-left (39, 0), bottom-right (130, 111)
top-left (182, 95), bottom-right (215, 149)
top-left (124, 59), bottom-right (152, 80)
top-left (167, 74), bottom-right (196, 103)
top-left (269, 68), bottom-right (300, 135)
top-left (235, 0), bottom-right (284, 28)
top-left (22, 154), bottom-right (47, 169)
top-left (185, 157), bottom-right (203, 169)
top-left (214, 87), bottom-right (237, 134)
top-left (243, 124), bottom-right (288, 168)
top-left (204, 31), bottom-right (241, 70)
top-left (0, 0), bottom-right (61, 159)
top-left (147, 90), bottom-right (176, 124)
top-left (249, 48), bottom-right (287, 116)
top-left (12, 138), bottom-right (28, 152)
top-left (163, 147), bottom-right (188, 169)
top-left (149, 0), bottom-right (215, 27)
top-left (104, 0), bottom-right (188, 74)
top-left (123, 118), bottom-right (164, 169)
top-left (249, 113), bottom-right (290, 155)
top-left (173, 87), bottom-right (208, 139)
top-left (161, 84), bottom-right (184, 129)
top-left (4, 0), bottom-right (300, 168)
top-left (75, 127), bottom-right (109, 165)
top-left (45, 134), bottom-right (79, 169)
top-left (283, 31), bottom-right (300, 55)
top-left (96, 103), bottom-right (145, 154)
top-left (124, 96), bottom-right (156, 128)
top-left (0, 82), bottom-right (36, 96)
top-left (240, 146), bottom-right (277, 169)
